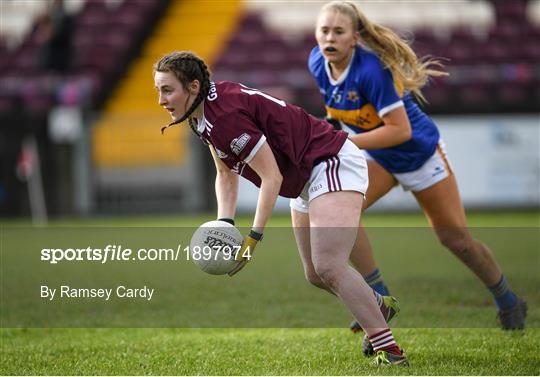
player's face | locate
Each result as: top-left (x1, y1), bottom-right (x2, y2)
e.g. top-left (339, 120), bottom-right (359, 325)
top-left (316, 10), bottom-right (359, 66)
top-left (154, 71), bottom-right (196, 121)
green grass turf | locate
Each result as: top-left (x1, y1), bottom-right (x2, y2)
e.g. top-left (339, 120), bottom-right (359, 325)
top-left (5, 209), bottom-right (535, 227)
top-left (1, 328), bottom-right (539, 375)
top-left (1, 211), bottom-right (539, 375)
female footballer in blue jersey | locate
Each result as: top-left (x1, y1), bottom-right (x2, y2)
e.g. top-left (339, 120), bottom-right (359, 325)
top-left (301, 1), bottom-right (527, 354)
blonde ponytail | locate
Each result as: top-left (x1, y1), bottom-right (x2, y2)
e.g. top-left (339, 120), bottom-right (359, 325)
top-left (323, 1), bottom-right (448, 102)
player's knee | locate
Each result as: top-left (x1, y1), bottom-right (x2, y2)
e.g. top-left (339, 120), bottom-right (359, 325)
top-left (438, 230), bottom-right (474, 258)
top-left (305, 269), bottom-right (325, 289)
top-left (313, 262), bottom-right (341, 292)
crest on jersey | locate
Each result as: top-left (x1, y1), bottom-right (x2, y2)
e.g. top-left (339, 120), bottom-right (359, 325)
top-left (230, 133), bottom-right (251, 156)
top-left (347, 90), bottom-right (359, 102)
top-left (215, 147), bottom-right (228, 159)
top-left (331, 88), bottom-right (342, 103)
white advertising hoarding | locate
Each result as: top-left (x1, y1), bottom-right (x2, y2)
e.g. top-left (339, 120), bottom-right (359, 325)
top-left (236, 115), bottom-right (540, 212)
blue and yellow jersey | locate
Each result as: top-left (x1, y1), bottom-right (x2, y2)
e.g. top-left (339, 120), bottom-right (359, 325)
top-left (308, 45), bottom-right (440, 173)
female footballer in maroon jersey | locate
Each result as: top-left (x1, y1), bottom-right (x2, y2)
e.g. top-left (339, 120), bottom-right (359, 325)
top-left (153, 51), bottom-right (408, 365)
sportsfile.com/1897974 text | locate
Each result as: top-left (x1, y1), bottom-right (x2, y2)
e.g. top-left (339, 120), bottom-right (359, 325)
top-left (39, 244), bottom-right (240, 264)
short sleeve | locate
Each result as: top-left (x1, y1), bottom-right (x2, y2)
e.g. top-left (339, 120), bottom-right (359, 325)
top-left (359, 56), bottom-right (404, 117)
top-left (211, 111), bottom-right (267, 163)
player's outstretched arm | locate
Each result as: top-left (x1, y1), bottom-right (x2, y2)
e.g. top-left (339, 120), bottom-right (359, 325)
top-left (248, 142), bottom-right (283, 234)
top-left (209, 145), bottom-right (239, 220)
top-left (228, 142), bottom-right (282, 276)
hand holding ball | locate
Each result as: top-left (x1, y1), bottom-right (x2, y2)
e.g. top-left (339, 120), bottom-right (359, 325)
top-left (189, 220), bottom-right (243, 275)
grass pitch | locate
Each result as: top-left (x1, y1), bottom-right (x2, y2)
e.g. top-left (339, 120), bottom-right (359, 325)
top-left (2, 328), bottom-right (539, 375)
top-left (1, 211), bottom-right (539, 375)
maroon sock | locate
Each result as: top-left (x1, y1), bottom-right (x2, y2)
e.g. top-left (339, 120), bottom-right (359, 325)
top-left (368, 328), bottom-right (402, 356)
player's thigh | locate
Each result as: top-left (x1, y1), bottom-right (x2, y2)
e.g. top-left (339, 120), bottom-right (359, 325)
top-left (364, 159), bottom-right (398, 209)
top-left (413, 174), bottom-right (468, 228)
top-left (309, 191), bottom-right (363, 265)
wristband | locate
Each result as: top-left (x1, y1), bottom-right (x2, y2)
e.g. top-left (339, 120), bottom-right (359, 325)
top-left (218, 218), bottom-right (235, 226)
top-left (249, 229), bottom-right (263, 241)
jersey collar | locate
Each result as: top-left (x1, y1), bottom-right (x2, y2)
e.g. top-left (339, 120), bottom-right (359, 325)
top-left (324, 48), bottom-right (355, 86)
top-left (189, 102), bottom-right (206, 134)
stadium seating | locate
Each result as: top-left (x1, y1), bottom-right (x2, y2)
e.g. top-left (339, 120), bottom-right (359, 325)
top-left (91, 0), bottom-right (242, 169)
top-left (0, 0), bottom-right (166, 113)
top-left (0, 0), bottom-right (538, 216)
top-left (0, 0), bottom-right (170, 215)
top-left (1, 0), bottom-right (537, 117)
top-left (212, 0), bottom-right (539, 115)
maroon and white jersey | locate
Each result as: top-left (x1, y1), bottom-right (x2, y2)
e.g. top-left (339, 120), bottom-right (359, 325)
top-left (197, 81), bottom-right (348, 198)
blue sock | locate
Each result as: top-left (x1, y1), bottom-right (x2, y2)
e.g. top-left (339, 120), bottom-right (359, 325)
top-left (364, 268), bottom-right (390, 296)
top-left (488, 275), bottom-right (518, 310)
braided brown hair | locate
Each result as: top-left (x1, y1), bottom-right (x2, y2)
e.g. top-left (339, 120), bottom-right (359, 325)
top-left (153, 51), bottom-right (211, 135)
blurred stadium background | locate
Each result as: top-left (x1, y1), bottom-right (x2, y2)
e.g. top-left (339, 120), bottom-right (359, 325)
top-left (0, 0), bottom-right (539, 220)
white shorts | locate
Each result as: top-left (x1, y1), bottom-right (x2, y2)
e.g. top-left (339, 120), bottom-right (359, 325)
top-left (364, 139), bottom-right (453, 192)
top-left (290, 139), bottom-right (368, 213)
